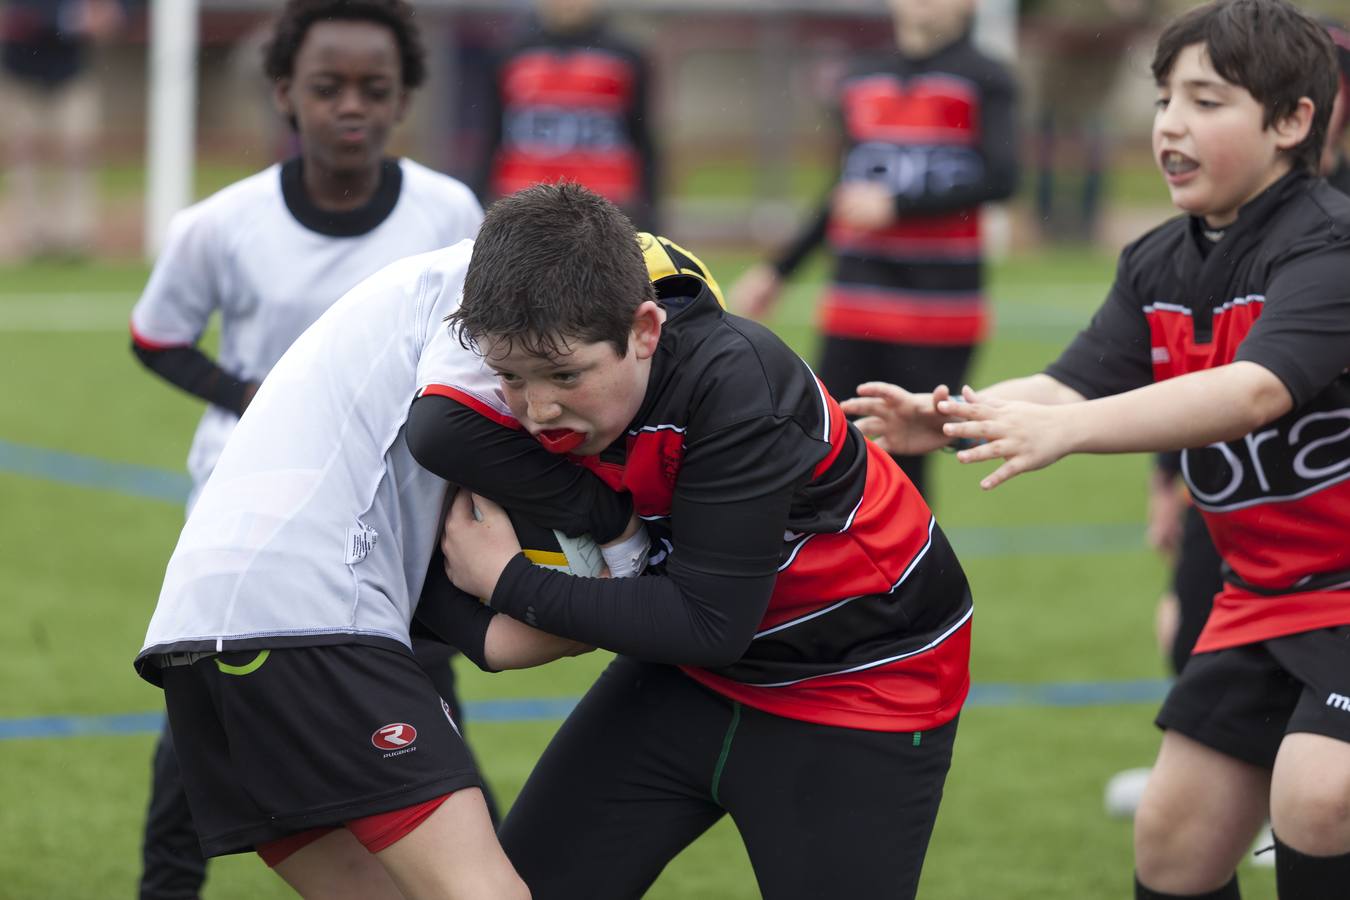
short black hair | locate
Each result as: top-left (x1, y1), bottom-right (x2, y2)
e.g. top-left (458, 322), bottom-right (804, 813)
top-left (1152, 0), bottom-right (1337, 173)
top-left (263, 0), bottom-right (426, 89)
top-left (451, 183), bottom-right (656, 361)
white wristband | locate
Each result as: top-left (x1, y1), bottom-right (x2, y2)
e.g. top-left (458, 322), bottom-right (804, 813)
top-left (600, 526), bottom-right (650, 579)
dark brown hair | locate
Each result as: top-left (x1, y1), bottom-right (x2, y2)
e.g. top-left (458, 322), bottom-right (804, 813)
top-left (1152, 0), bottom-right (1337, 172)
top-left (451, 183), bottom-right (656, 361)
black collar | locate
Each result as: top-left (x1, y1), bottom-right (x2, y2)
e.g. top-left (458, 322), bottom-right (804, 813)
top-left (280, 157), bottom-right (403, 238)
top-left (1179, 169), bottom-right (1310, 340)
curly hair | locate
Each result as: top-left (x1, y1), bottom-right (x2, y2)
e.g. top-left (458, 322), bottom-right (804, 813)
top-left (263, 0), bottom-right (426, 88)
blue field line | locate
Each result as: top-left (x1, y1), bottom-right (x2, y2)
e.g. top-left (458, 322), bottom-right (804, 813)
top-left (0, 439), bottom-right (1147, 559)
top-left (0, 680), bottom-right (1171, 742)
top-left (0, 438), bottom-right (191, 505)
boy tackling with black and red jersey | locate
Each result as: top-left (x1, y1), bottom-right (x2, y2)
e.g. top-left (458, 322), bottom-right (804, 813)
top-left (433, 183), bottom-right (973, 900)
top-left (842, 2), bottom-right (1350, 897)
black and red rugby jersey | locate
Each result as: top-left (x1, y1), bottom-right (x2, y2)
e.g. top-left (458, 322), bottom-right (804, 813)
top-left (477, 18), bottom-right (657, 231)
top-left (773, 33), bottom-right (1018, 347)
top-left (482, 275), bottom-right (974, 732)
top-left (1047, 172), bottom-right (1350, 652)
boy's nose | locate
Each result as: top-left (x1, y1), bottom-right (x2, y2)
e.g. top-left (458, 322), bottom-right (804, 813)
top-left (526, 389), bottom-right (562, 424)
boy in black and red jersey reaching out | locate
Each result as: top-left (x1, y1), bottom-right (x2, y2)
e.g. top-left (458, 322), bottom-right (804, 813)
top-left (842, 2), bottom-right (1350, 898)
top-left (436, 183), bottom-right (973, 900)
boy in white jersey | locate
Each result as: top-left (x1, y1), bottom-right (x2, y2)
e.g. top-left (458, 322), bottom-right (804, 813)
top-left (135, 239), bottom-right (648, 898)
top-left (127, 2), bottom-right (484, 896)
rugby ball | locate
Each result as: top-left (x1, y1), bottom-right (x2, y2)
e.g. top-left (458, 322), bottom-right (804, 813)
top-left (507, 511), bottom-right (605, 577)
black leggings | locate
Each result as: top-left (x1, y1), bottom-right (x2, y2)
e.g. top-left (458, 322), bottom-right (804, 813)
top-left (818, 336), bottom-right (974, 500)
top-left (499, 656), bottom-right (957, 900)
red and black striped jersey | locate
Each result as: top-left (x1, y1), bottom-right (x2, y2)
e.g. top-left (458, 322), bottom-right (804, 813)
top-left (773, 34), bottom-right (1018, 347)
top-left (477, 19), bottom-right (657, 231)
top-left (1047, 171), bottom-right (1350, 652)
top-left (550, 277), bottom-right (974, 731)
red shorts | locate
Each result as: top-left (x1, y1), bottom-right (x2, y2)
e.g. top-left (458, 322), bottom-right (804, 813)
top-left (257, 793), bottom-right (452, 867)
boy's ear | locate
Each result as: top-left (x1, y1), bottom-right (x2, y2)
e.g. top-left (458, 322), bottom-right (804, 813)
top-left (272, 78), bottom-right (294, 119)
top-left (393, 87), bottom-right (411, 124)
top-left (1272, 96), bottom-right (1316, 151)
top-left (630, 300), bottom-right (665, 360)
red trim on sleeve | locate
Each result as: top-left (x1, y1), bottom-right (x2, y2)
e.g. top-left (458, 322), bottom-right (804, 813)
top-left (419, 383), bottom-right (522, 430)
top-left (129, 319), bottom-right (193, 351)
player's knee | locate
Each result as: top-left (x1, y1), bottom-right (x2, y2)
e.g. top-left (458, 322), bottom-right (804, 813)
top-left (1134, 791), bottom-right (1197, 880)
top-left (1272, 783), bottom-right (1350, 855)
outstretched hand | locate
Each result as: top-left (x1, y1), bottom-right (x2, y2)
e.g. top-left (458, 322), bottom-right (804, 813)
top-left (938, 386), bottom-right (1075, 490)
top-left (839, 382), bottom-right (954, 456)
top-left (440, 490), bottom-right (522, 601)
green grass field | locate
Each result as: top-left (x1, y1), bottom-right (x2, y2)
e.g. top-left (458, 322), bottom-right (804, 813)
top-left (0, 247), bottom-right (1279, 899)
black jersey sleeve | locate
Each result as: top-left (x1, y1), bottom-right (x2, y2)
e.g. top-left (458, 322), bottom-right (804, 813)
top-left (131, 342), bottom-right (257, 416)
top-left (405, 394), bottom-right (633, 543)
top-left (771, 199), bottom-right (831, 279)
top-left (1043, 250), bottom-right (1155, 399)
top-left (412, 546), bottom-right (498, 672)
top-left (891, 67), bottom-right (1019, 216)
top-left (488, 415), bottom-right (821, 667)
top-left (1233, 242), bottom-right (1350, 407)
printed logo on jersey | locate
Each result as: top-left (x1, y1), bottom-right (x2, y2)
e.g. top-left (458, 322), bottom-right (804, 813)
top-left (843, 142), bottom-right (985, 199)
top-left (372, 722), bottom-right (418, 755)
top-left (1182, 402), bottom-right (1350, 511)
top-left (1327, 693), bottom-right (1350, 713)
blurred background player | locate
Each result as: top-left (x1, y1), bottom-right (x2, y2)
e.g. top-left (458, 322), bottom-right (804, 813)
top-left (729, 0), bottom-right (1018, 501)
top-left (126, 2), bottom-right (485, 897)
top-left (0, 0), bottom-right (124, 261)
top-left (473, 0), bottom-right (659, 232)
top-left (1021, 0), bottom-right (1155, 243)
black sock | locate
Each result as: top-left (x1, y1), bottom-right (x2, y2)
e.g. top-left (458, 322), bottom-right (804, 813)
top-left (1275, 834), bottom-right (1350, 900)
top-left (1135, 873), bottom-right (1240, 899)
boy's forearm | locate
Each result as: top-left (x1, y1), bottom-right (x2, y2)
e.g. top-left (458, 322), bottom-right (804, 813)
top-left (483, 614), bottom-right (593, 671)
top-left (1066, 362), bottom-right (1292, 454)
top-left (981, 373), bottom-right (1085, 405)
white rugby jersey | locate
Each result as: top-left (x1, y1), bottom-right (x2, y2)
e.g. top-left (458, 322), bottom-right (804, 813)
top-left (137, 242), bottom-right (506, 667)
top-left (130, 158), bottom-right (482, 505)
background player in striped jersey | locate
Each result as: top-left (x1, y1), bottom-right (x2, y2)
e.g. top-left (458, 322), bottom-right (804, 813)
top-left (474, 0), bottom-right (659, 232)
top-left (844, 3), bottom-right (1350, 897)
top-left (437, 183), bottom-right (974, 900)
top-left (127, 2), bottom-right (484, 896)
top-left (729, 0), bottom-right (1018, 501)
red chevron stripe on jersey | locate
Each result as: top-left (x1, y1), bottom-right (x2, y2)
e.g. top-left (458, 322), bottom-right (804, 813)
top-left (500, 49), bottom-right (635, 110)
top-left (760, 439), bottom-right (933, 628)
top-left (827, 213), bottom-right (981, 256)
top-left (821, 286), bottom-right (987, 344)
top-left (842, 73), bottom-right (978, 145)
top-left (1146, 297), bottom-right (1264, 380)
